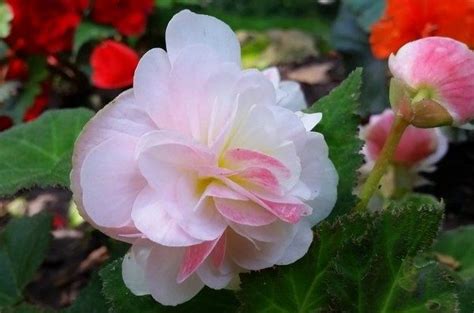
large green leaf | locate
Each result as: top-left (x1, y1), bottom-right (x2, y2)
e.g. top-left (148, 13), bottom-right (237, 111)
top-left (0, 213), bottom-right (52, 307)
top-left (100, 258), bottom-right (239, 313)
top-left (306, 69), bottom-right (363, 218)
top-left (328, 199), bottom-right (454, 313)
top-left (238, 213), bottom-right (369, 313)
top-left (238, 197), bottom-right (451, 313)
top-left (459, 278), bottom-right (474, 313)
top-left (0, 108), bottom-right (93, 196)
top-left (3, 303), bottom-right (53, 313)
top-left (433, 226), bottom-right (474, 281)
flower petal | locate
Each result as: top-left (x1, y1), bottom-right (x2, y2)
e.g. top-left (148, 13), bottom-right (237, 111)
top-left (122, 241), bottom-right (152, 296)
top-left (80, 136), bottom-right (145, 228)
top-left (177, 239), bottom-right (219, 283)
top-left (214, 198), bottom-right (277, 226)
top-left (165, 10), bottom-right (240, 66)
top-left (389, 37), bottom-right (474, 124)
top-left (299, 132), bottom-right (338, 226)
top-left (131, 187), bottom-right (201, 247)
top-left (146, 245), bottom-right (204, 306)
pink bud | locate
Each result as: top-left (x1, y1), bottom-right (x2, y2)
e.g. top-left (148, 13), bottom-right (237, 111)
top-left (389, 37), bottom-right (474, 126)
top-left (362, 110), bottom-right (448, 169)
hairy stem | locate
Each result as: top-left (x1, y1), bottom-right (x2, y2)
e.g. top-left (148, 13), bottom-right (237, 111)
top-left (355, 114), bottom-right (409, 212)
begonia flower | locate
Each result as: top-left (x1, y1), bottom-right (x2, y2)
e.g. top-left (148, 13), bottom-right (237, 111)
top-left (71, 10), bottom-right (338, 306)
top-left (90, 40), bottom-right (139, 89)
top-left (6, 0), bottom-right (87, 54)
top-left (361, 109), bottom-right (447, 174)
top-left (388, 37), bottom-right (474, 126)
top-left (5, 57), bottom-right (28, 81)
top-left (263, 67), bottom-right (307, 111)
top-left (370, 0), bottom-right (474, 59)
top-left (91, 0), bottom-right (154, 36)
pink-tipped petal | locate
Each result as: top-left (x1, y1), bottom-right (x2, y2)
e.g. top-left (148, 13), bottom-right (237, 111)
top-left (177, 239), bottom-right (219, 283)
top-left (214, 198), bottom-right (277, 226)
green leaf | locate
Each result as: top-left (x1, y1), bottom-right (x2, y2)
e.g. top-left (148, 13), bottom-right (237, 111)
top-left (306, 69), bottom-right (363, 218)
top-left (63, 274), bottom-right (108, 313)
top-left (0, 108), bottom-right (94, 196)
top-left (238, 213), bottom-right (369, 313)
top-left (100, 258), bottom-right (239, 313)
top-left (328, 199), bottom-right (454, 313)
top-left (0, 213), bottom-right (52, 307)
top-left (433, 225), bottom-right (474, 281)
top-left (331, 5), bottom-right (389, 117)
top-left (238, 196), bottom-right (450, 313)
top-left (3, 303), bottom-right (54, 313)
top-left (73, 22), bottom-right (117, 54)
top-left (459, 278), bottom-right (474, 313)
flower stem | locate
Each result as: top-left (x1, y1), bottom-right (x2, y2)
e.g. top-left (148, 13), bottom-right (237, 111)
top-left (355, 114), bottom-right (409, 212)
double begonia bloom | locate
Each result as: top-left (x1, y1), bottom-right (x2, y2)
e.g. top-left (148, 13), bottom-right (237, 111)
top-left (389, 37), bottom-right (474, 126)
top-left (361, 109), bottom-right (448, 173)
top-left (262, 67), bottom-right (307, 112)
top-left (71, 10), bottom-right (338, 306)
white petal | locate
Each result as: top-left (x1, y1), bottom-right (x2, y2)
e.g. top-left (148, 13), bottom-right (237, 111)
top-left (299, 132), bottom-right (338, 226)
top-left (122, 242), bottom-right (152, 296)
top-left (131, 187), bottom-right (202, 247)
top-left (262, 67), bottom-right (281, 88)
top-left (196, 258), bottom-right (235, 289)
top-left (276, 81), bottom-right (307, 112)
top-left (296, 111), bottom-right (322, 131)
top-left (133, 48), bottom-right (172, 126)
top-left (80, 136), bottom-right (145, 228)
top-left (277, 221), bottom-right (313, 265)
top-left (165, 10), bottom-right (240, 66)
top-left (146, 245), bottom-right (204, 306)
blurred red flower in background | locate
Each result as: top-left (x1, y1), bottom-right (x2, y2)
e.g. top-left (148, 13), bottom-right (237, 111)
top-left (6, 0), bottom-right (88, 54)
top-left (90, 40), bottom-right (139, 89)
top-left (370, 0), bottom-right (474, 59)
top-left (5, 57), bottom-right (28, 81)
top-left (0, 116), bottom-right (13, 131)
top-left (24, 84), bottom-right (50, 122)
top-left (91, 0), bottom-right (154, 36)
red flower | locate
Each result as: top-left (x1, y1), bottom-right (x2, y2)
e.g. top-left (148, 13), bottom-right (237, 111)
top-left (6, 0), bottom-right (88, 54)
top-left (91, 0), bottom-right (154, 36)
top-left (90, 40), bottom-right (139, 89)
top-left (24, 86), bottom-right (50, 122)
top-left (52, 214), bottom-right (67, 229)
top-left (0, 116), bottom-right (13, 131)
top-left (5, 57), bottom-right (28, 81)
top-left (370, 0), bottom-right (474, 59)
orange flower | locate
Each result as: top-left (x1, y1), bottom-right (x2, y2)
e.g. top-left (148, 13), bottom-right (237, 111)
top-left (370, 0), bottom-right (474, 59)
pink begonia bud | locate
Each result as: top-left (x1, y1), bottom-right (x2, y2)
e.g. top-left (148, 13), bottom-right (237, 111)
top-left (389, 37), bottom-right (474, 127)
top-left (361, 109), bottom-right (448, 171)
top-left (70, 10), bottom-right (338, 306)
